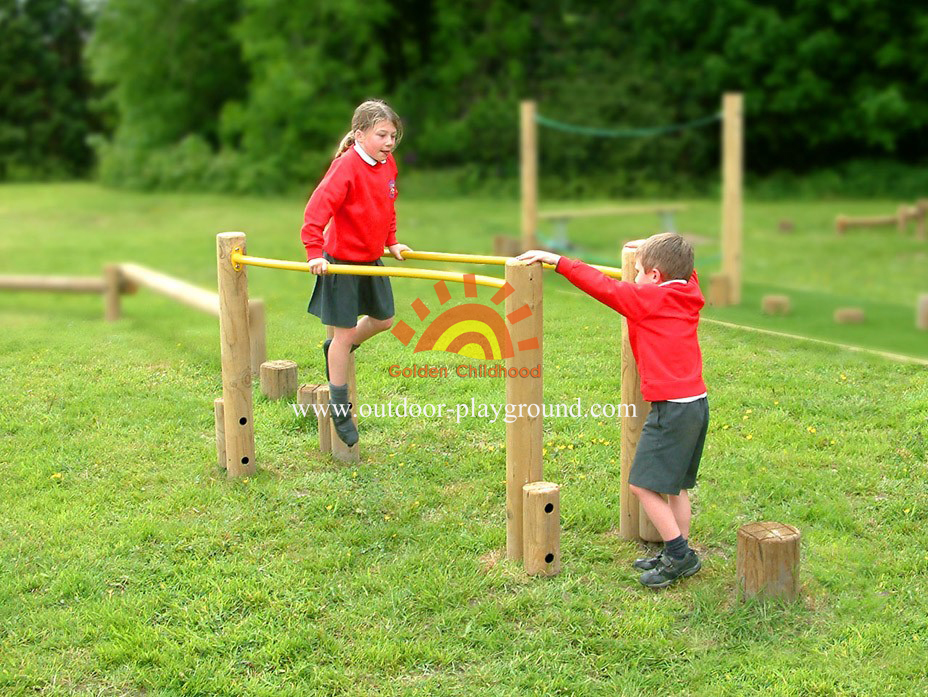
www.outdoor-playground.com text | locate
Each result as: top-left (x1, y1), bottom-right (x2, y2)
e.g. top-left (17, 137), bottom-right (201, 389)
top-left (291, 398), bottom-right (636, 424)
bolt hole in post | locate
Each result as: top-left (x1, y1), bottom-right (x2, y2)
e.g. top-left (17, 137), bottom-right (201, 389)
top-left (545, 553), bottom-right (555, 563)
top-left (241, 457), bottom-right (249, 465)
top-left (544, 503), bottom-right (554, 513)
top-left (239, 417), bottom-right (247, 425)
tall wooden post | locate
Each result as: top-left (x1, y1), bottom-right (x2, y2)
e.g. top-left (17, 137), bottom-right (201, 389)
top-left (520, 100), bottom-right (538, 252)
top-left (505, 259), bottom-right (543, 560)
top-left (721, 92), bottom-right (743, 306)
top-left (619, 244), bottom-right (659, 541)
top-left (217, 232), bottom-right (256, 478)
top-left (248, 299), bottom-right (267, 376)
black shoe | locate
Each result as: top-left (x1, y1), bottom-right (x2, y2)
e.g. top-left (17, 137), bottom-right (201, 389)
top-left (633, 549), bottom-right (664, 571)
top-left (330, 402), bottom-right (358, 447)
top-left (639, 550), bottom-right (701, 589)
top-left (322, 339), bottom-right (359, 381)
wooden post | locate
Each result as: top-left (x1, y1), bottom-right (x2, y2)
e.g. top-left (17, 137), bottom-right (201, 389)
top-left (897, 205), bottom-right (908, 234)
top-left (737, 522), bottom-right (801, 601)
top-left (915, 200), bottom-right (927, 241)
top-left (103, 264), bottom-right (122, 322)
top-left (505, 259), bottom-right (543, 560)
top-left (619, 244), bottom-right (660, 541)
top-left (213, 398), bottom-right (226, 470)
top-left (216, 232), bottom-right (256, 478)
top-left (313, 385), bottom-right (332, 454)
top-left (721, 92), bottom-right (743, 306)
top-left (248, 299), bottom-right (267, 376)
top-left (916, 294), bottom-right (928, 330)
top-left (520, 100), bottom-right (538, 251)
top-left (260, 359), bottom-right (298, 400)
top-left (708, 273), bottom-right (731, 307)
top-left (835, 215), bottom-right (848, 235)
top-left (761, 294), bottom-right (791, 316)
top-left (834, 307), bottom-right (865, 324)
top-left (522, 482), bottom-right (561, 576)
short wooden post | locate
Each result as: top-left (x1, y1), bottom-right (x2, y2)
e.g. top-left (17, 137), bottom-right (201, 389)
top-left (103, 264), bottom-right (122, 322)
top-left (520, 100), bottom-right (539, 251)
top-left (324, 326), bottom-right (359, 462)
top-left (313, 385), bottom-right (332, 454)
top-left (493, 235), bottom-right (522, 258)
top-left (835, 215), bottom-right (847, 235)
top-left (720, 92), bottom-right (743, 306)
top-left (248, 299), bottom-right (267, 376)
top-left (897, 205), bottom-right (908, 234)
top-left (915, 200), bottom-right (927, 241)
top-left (708, 273), bottom-right (731, 307)
top-left (620, 244), bottom-right (657, 541)
top-left (523, 482), bottom-right (561, 576)
top-left (737, 522), bottom-right (801, 601)
top-left (213, 397), bottom-right (226, 470)
top-left (761, 294), bottom-right (791, 316)
top-left (916, 294), bottom-right (928, 330)
top-left (505, 259), bottom-right (544, 560)
top-left (260, 359), bottom-right (298, 400)
top-left (834, 307), bottom-right (865, 324)
top-left (216, 232), bottom-right (256, 478)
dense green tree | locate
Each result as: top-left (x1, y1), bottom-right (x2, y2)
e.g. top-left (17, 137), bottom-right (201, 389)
top-left (0, 0), bottom-right (97, 179)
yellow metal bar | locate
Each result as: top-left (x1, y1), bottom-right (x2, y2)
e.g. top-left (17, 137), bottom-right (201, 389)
top-left (230, 251), bottom-right (506, 289)
top-left (387, 249), bottom-right (622, 279)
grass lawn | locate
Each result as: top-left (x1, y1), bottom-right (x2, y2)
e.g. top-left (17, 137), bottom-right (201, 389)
top-left (0, 183), bottom-right (926, 695)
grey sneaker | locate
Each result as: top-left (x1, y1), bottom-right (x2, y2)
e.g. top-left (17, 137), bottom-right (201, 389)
top-left (633, 549), bottom-right (664, 571)
top-left (639, 550), bottom-right (701, 589)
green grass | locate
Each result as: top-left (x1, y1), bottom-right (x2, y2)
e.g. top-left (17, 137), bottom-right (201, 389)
top-left (1, 183), bottom-right (927, 695)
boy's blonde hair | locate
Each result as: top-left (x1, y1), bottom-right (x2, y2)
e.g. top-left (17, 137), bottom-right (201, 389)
top-left (637, 232), bottom-right (694, 281)
top-left (335, 99), bottom-right (404, 157)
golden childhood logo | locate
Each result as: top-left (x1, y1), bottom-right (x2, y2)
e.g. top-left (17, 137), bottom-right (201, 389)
top-left (390, 274), bottom-right (538, 360)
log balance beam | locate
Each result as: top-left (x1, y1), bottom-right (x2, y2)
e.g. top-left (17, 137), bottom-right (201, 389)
top-left (218, 233), bottom-right (550, 570)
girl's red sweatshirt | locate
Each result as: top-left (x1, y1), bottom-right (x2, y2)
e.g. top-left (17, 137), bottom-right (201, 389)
top-left (556, 257), bottom-right (707, 402)
top-left (301, 148), bottom-right (398, 262)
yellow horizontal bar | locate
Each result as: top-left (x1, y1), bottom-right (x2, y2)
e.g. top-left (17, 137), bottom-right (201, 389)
top-left (387, 249), bottom-right (622, 280)
top-left (230, 252), bottom-right (506, 289)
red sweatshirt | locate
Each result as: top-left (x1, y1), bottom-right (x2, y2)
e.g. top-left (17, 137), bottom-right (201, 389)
top-left (301, 147), bottom-right (398, 262)
top-left (556, 257), bottom-right (707, 402)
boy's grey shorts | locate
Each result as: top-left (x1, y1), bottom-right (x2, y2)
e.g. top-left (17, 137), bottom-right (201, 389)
top-left (307, 253), bottom-right (395, 328)
top-left (629, 397), bottom-right (709, 495)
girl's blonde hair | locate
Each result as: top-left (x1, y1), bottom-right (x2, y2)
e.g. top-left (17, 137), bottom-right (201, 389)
top-left (335, 99), bottom-right (404, 157)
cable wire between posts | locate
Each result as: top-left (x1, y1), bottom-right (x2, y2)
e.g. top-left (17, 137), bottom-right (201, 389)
top-left (535, 112), bottom-right (722, 138)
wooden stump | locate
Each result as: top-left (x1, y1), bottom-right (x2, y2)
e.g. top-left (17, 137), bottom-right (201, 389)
top-left (708, 273), bottom-right (731, 307)
top-left (260, 359), bottom-right (298, 400)
top-left (493, 235), bottom-right (522, 258)
top-left (522, 482), bottom-right (561, 576)
top-left (916, 294), bottom-right (928, 331)
top-left (834, 307), bottom-right (865, 324)
top-left (213, 397), bottom-right (225, 470)
top-left (761, 294), bottom-right (790, 316)
top-left (737, 522), bottom-right (801, 601)
top-left (777, 220), bottom-right (794, 233)
top-left (835, 215), bottom-right (847, 235)
top-left (311, 385), bottom-right (332, 454)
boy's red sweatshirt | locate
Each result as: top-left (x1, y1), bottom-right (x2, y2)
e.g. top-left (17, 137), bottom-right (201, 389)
top-left (301, 148), bottom-right (398, 262)
top-left (556, 257), bottom-right (707, 402)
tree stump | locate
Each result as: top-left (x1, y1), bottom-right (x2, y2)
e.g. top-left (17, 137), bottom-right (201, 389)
top-left (834, 307), bottom-right (865, 324)
top-left (737, 522), bottom-right (801, 601)
top-left (708, 273), bottom-right (731, 307)
top-left (522, 482), bottom-right (561, 576)
top-left (260, 359), bottom-right (298, 400)
top-left (493, 235), bottom-right (522, 258)
top-left (761, 294), bottom-right (790, 316)
top-left (917, 294), bottom-right (928, 331)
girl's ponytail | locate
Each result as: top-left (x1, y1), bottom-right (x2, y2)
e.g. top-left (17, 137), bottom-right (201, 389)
top-left (335, 131), bottom-right (355, 157)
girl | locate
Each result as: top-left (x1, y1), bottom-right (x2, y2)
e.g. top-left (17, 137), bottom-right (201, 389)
top-left (301, 99), bottom-right (411, 446)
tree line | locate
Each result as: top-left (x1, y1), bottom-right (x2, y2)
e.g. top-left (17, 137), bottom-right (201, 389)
top-left (2, 0), bottom-right (926, 195)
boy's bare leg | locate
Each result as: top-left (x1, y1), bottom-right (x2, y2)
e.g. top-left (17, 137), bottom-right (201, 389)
top-left (630, 485), bottom-right (681, 541)
top-left (668, 490), bottom-right (691, 540)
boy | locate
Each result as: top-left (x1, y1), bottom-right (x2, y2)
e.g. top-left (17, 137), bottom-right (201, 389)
top-left (518, 233), bottom-right (708, 588)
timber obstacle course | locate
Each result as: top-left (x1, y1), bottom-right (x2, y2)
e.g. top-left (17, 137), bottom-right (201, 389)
top-left (835, 199), bottom-right (927, 240)
top-left (506, 93), bottom-right (744, 307)
top-left (215, 232), bottom-right (592, 575)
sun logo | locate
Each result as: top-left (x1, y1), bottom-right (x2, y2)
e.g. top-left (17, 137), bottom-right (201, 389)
top-left (391, 274), bottom-right (539, 360)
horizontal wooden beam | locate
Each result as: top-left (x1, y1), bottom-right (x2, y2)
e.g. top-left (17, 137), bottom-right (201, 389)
top-left (0, 275), bottom-right (107, 293)
top-left (118, 263), bottom-right (219, 316)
